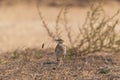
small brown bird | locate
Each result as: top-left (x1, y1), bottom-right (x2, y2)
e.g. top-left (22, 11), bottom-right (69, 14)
top-left (55, 38), bottom-right (66, 66)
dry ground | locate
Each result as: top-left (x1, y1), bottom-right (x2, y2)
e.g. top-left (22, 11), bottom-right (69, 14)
top-left (0, 48), bottom-right (120, 80)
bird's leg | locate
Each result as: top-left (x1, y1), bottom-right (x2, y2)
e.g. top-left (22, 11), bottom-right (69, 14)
top-left (58, 57), bottom-right (64, 67)
top-left (61, 57), bottom-right (64, 65)
top-left (56, 57), bottom-right (60, 62)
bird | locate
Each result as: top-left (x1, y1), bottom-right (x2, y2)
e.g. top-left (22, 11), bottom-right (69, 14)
top-left (55, 38), bottom-right (66, 66)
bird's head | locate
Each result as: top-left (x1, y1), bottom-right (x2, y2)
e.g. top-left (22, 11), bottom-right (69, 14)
top-left (55, 38), bottom-right (64, 44)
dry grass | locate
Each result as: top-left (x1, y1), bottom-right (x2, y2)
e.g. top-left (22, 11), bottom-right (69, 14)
top-left (37, 1), bottom-right (120, 56)
top-left (0, 48), bottom-right (120, 80)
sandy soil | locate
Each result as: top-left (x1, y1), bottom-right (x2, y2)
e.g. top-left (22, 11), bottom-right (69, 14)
top-left (0, 49), bottom-right (120, 80)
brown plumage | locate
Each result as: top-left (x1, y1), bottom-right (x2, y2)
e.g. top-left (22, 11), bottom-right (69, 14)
top-left (55, 38), bottom-right (66, 66)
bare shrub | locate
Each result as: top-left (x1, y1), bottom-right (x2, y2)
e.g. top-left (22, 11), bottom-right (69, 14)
top-left (75, 2), bottom-right (120, 55)
top-left (37, 1), bottom-right (120, 56)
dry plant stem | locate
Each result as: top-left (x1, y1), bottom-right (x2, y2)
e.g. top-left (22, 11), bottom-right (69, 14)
top-left (37, 2), bottom-right (55, 40)
top-left (75, 2), bottom-right (120, 55)
top-left (55, 7), bottom-right (64, 38)
top-left (63, 7), bottom-right (73, 47)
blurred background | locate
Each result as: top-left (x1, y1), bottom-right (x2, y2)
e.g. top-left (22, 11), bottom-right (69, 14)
top-left (0, 0), bottom-right (120, 52)
top-left (0, 0), bottom-right (120, 7)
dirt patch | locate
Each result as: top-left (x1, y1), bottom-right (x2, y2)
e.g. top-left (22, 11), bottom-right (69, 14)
top-left (0, 49), bottom-right (120, 80)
